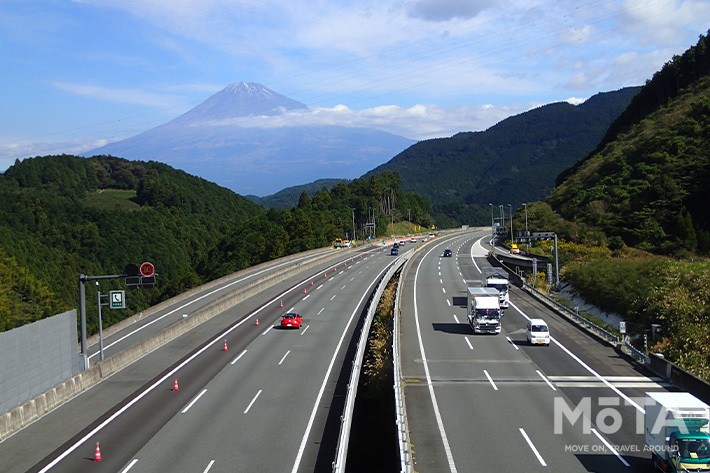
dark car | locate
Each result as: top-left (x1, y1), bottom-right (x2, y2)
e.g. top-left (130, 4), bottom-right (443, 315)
top-left (391, 247), bottom-right (399, 256)
top-left (280, 313), bottom-right (302, 329)
top-left (443, 249), bottom-right (452, 257)
top-left (393, 242), bottom-right (399, 249)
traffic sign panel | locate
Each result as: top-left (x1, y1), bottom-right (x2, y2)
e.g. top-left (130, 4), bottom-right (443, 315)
top-left (139, 262), bottom-right (155, 277)
top-left (109, 290), bottom-right (125, 309)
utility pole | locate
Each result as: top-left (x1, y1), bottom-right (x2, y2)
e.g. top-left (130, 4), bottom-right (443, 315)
top-left (508, 204), bottom-right (513, 241)
top-left (408, 209), bottom-right (412, 234)
top-left (523, 203), bottom-right (529, 251)
top-left (352, 208), bottom-right (356, 242)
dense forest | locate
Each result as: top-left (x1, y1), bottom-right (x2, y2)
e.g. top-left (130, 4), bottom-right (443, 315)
top-left (363, 86), bottom-right (640, 227)
top-left (0, 156), bottom-right (431, 333)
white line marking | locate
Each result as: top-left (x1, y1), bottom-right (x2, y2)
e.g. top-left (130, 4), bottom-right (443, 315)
top-left (465, 338), bottom-right (473, 350)
top-left (442, 287), bottom-right (446, 293)
top-left (317, 284), bottom-right (323, 290)
top-left (350, 277), bottom-right (355, 281)
top-left (341, 285), bottom-right (346, 290)
top-left (181, 389), bottom-right (207, 414)
top-left (330, 294), bottom-right (336, 301)
top-left (301, 325), bottom-right (310, 335)
top-left (261, 326), bottom-right (274, 336)
top-left (536, 370), bottom-right (556, 391)
top-left (452, 314), bottom-right (460, 324)
top-left (244, 390), bottom-right (262, 414)
top-left (440, 278), bottom-right (443, 284)
top-left (592, 428), bottom-right (630, 466)
top-left (203, 460), bottom-right (215, 473)
top-left (483, 369), bottom-right (498, 390)
top-left (317, 308), bottom-right (325, 315)
top-left (278, 350), bottom-right (291, 366)
top-left (506, 336), bottom-right (519, 350)
top-left (303, 294), bottom-right (310, 300)
top-left (519, 428), bottom-right (547, 466)
top-left (231, 349), bottom-right (247, 365)
top-left (120, 459), bottom-right (139, 472)
top-left (446, 299), bottom-right (451, 307)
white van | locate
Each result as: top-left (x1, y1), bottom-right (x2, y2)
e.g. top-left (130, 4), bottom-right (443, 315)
top-left (527, 319), bottom-right (550, 346)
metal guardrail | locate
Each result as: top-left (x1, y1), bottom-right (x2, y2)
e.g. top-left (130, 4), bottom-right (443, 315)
top-left (332, 253), bottom-right (409, 473)
top-left (392, 258), bottom-right (413, 473)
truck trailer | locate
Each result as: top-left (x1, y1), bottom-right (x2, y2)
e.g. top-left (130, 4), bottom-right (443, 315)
top-left (482, 271), bottom-right (510, 308)
top-left (467, 287), bottom-right (502, 334)
top-left (645, 391), bottom-right (710, 472)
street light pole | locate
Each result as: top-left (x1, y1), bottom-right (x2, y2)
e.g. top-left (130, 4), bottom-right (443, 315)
top-left (408, 209), bottom-right (411, 234)
top-left (508, 204), bottom-right (513, 241)
top-left (352, 208), bottom-right (356, 242)
top-left (523, 203), bottom-right (529, 251)
top-left (489, 203), bottom-right (493, 233)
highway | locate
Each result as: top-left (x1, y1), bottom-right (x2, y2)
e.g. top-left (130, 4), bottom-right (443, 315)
top-left (399, 231), bottom-right (672, 472)
top-left (1, 245), bottom-right (399, 473)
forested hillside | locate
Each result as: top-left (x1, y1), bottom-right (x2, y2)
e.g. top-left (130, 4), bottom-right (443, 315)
top-left (364, 87), bottom-right (640, 226)
top-left (0, 156), bottom-right (430, 333)
top-left (531, 32), bottom-right (710, 379)
top-left (547, 41), bottom-right (710, 256)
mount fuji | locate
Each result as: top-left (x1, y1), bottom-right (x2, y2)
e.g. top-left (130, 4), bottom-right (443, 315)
top-left (85, 82), bottom-right (415, 196)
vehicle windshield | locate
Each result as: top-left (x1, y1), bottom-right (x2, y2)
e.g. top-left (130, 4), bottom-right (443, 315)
top-left (677, 438), bottom-right (710, 460)
top-left (488, 283), bottom-right (507, 292)
top-left (531, 325), bottom-right (548, 332)
top-left (475, 309), bottom-right (500, 319)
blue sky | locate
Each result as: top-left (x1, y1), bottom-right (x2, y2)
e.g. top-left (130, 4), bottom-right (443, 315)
top-left (1, 0), bottom-right (708, 171)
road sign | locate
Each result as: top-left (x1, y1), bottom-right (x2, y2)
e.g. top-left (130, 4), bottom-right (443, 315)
top-left (139, 262), bottom-right (155, 277)
top-left (109, 290), bottom-right (125, 309)
top-left (620, 321), bottom-right (626, 334)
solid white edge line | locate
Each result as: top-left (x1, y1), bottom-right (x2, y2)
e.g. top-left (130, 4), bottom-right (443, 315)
top-left (413, 246), bottom-right (459, 473)
top-left (120, 459), bottom-right (139, 472)
top-left (536, 370), bottom-right (556, 391)
top-left (483, 369), bottom-right (498, 391)
top-left (230, 349), bottom-right (247, 365)
top-left (519, 428), bottom-right (547, 466)
top-left (244, 390), bottom-right (262, 414)
top-left (181, 388), bottom-right (208, 414)
top-left (591, 428), bottom-right (631, 466)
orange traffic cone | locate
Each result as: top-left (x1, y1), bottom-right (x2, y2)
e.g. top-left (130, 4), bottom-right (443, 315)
top-left (172, 378), bottom-right (179, 392)
top-left (310, 280), bottom-right (314, 286)
top-left (222, 340), bottom-right (228, 352)
top-left (93, 442), bottom-right (103, 462)
top-left (303, 287), bottom-right (307, 294)
top-left (255, 318), bottom-right (260, 327)
top-left (323, 272), bottom-right (327, 278)
top-left (279, 300), bottom-right (284, 308)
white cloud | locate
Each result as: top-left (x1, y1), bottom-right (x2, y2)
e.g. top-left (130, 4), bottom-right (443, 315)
top-left (52, 82), bottom-right (180, 108)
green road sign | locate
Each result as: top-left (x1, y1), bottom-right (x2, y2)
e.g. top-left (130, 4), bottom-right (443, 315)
top-left (109, 290), bottom-right (125, 309)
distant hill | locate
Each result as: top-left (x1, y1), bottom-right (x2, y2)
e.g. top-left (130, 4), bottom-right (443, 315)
top-left (85, 82), bottom-right (414, 196)
top-left (363, 87), bottom-right (641, 226)
top-left (247, 178), bottom-right (349, 208)
top-left (547, 33), bottom-right (710, 256)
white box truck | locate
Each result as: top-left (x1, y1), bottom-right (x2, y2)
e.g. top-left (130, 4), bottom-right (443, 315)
top-left (467, 287), bottom-right (502, 334)
top-left (482, 271), bottom-right (510, 308)
top-left (645, 391), bottom-right (710, 472)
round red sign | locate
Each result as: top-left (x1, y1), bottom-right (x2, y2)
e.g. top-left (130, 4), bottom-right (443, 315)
top-left (139, 262), bottom-right (155, 277)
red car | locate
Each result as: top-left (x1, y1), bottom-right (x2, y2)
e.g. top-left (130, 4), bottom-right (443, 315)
top-left (280, 313), bottom-right (303, 329)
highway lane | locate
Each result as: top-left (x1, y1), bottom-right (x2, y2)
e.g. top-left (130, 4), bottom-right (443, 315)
top-left (0, 245), bottom-right (391, 473)
top-left (400, 231), bottom-right (671, 472)
top-left (86, 247), bottom-right (338, 361)
top-left (120, 250), bottom-right (399, 473)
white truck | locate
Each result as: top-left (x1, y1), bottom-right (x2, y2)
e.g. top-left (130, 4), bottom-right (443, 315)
top-left (645, 392), bottom-right (710, 472)
top-left (482, 271), bottom-right (510, 308)
top-left (467, 287), bottom-right (502, 334)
